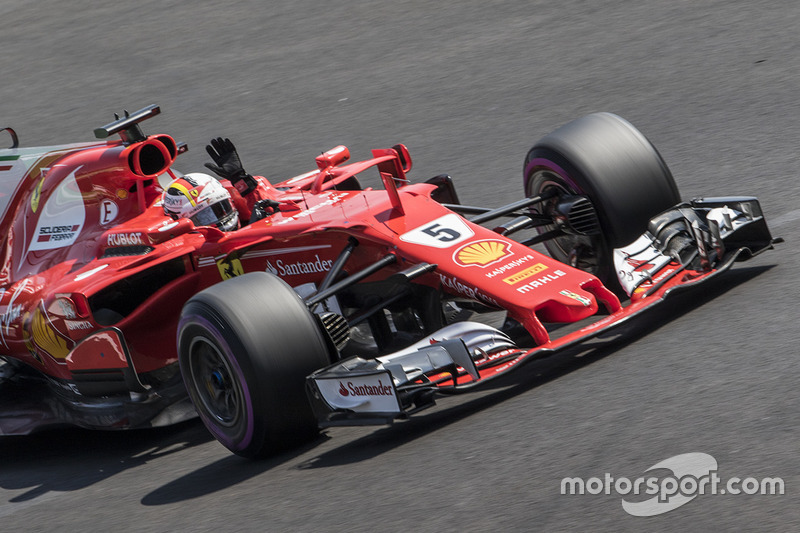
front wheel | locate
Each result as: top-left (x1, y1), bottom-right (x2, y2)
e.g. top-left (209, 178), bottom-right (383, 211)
top-left (178, 272), bottom-right (331, 458)
top-left (524, 112), bottom-right (681, 290)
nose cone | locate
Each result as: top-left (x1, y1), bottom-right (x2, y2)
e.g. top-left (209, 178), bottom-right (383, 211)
top-left (535, 287), bottom-right (599, 323)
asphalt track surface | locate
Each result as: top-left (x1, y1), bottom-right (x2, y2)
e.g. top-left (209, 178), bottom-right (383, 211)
top-left (1, 1), bottom-right (798, 531)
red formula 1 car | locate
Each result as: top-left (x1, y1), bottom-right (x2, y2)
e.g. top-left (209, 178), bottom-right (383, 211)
top-left (0, 105), bottom-right (778, 457)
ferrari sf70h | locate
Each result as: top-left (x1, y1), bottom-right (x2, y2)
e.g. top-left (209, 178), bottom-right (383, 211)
top-left (0, 105), bottom-right (778, 457)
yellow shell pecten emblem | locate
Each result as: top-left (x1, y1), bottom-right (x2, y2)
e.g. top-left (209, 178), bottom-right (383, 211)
top-left (31, 308), bottom-right (70, 359)
top-left (454, 239), bottom-right (511, 267)
top-left (30, 178), bottom-right (44, 213)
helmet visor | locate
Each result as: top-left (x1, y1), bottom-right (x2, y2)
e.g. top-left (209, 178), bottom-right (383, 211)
top-left (191, 199), bottom-right (234, 228)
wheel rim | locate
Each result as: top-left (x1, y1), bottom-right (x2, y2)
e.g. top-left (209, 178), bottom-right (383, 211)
top-left (187, 336), bottom-right (244, 428)
top-left (526, 168), bottom-right (603, 274)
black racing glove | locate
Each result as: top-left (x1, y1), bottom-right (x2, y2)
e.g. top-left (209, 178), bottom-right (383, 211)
top-left (204, 137), bottom-right (258, 196)
top-left (249, 199), bottom-right (281, 224)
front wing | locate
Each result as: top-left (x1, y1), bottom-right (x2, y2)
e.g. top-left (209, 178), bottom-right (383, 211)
top-left (307, 197), bottom-right (779, 427)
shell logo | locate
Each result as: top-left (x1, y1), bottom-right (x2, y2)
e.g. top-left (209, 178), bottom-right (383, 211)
top-left (30, 178), bottom-right (44, 213)
top-left (454, 239), bottom-right (512, 267)
top-left (31, 308), bottom-right (70, 359)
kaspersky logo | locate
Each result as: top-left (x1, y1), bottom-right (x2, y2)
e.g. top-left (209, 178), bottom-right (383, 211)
top-left (453, 239), bottom-right (512, 267)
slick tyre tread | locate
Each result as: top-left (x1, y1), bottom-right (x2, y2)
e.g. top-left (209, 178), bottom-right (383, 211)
top-left (524, 112), bottom-right (681, 289)
top-left (178, 272), bottom-right (331, 458)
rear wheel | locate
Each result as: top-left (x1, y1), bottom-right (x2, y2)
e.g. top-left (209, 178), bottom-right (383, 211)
top-left (524, 112), bottom-right (681, 290)
top-left (178, 272), bottom-right (331, 458)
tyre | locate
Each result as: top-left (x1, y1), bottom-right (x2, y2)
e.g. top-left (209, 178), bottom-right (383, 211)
top-left (178, 272), bottom-right (331, 458)
top-left (524, 112), bottom-right (680, 290)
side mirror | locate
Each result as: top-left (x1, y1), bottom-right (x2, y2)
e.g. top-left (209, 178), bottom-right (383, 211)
top-left (392, 144), bottom-right (412, 173)
top-left (315, 145), bottom-right (350, 170)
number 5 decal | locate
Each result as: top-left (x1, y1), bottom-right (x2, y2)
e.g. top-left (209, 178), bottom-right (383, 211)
top-left (422, 223), bottom-right (461, 242)
top-left (400, 214), bottom-right (474, 248)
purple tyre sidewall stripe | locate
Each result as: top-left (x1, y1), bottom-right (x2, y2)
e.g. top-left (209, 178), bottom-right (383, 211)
top-left (178, 314), bottom-right (255, 451)
top-left (524, 157), bottom-right (582, 194)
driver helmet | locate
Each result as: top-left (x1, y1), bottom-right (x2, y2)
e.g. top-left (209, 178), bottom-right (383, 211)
top-left (162, 173), bottom-right (239, 231)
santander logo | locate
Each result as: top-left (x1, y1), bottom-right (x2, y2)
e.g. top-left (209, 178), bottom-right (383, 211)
top-left (337, 380), bottom-right (393, 397)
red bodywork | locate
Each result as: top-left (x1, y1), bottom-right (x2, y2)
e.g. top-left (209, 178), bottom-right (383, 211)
top-left (0, 131), bottom-right (624, 387)
top-left (0, 110), bottom-right (770, 433)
